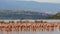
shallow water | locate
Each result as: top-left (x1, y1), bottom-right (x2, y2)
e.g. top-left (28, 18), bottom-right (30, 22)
top-left (0, 31), bottom-right (60, 34)
top-left (0, 19), bottom-right (60, 23)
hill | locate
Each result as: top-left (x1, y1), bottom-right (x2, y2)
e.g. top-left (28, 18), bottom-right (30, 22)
top-left (47, 12), bottom-right (60, 19)
top-left (0, 1), bottom-right (60, 13)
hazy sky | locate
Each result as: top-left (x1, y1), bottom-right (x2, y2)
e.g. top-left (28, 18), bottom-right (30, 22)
top-left (16, 0), bottom-right (60, 3)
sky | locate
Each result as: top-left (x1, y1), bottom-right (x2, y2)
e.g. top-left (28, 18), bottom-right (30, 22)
top-left (16, 0), bottom-right (60, 3)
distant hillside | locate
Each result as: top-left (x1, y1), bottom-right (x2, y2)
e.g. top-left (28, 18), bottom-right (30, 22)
top-left (0, 1), bottom-right (60, 12)
top-left (47, 12), bottom-right (60, 19)
top-left (0, 10), bottom-right (52, 19)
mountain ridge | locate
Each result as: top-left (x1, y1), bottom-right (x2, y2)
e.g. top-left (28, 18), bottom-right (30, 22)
top-left (0, 1), bottom-right (60, 13)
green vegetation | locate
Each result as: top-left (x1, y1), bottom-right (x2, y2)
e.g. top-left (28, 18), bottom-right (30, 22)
top-left (47, 12), bottom-right (60, 19)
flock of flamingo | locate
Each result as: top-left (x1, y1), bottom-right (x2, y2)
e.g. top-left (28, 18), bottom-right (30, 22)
top-left (0, 20), bottom-right (60, 32)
